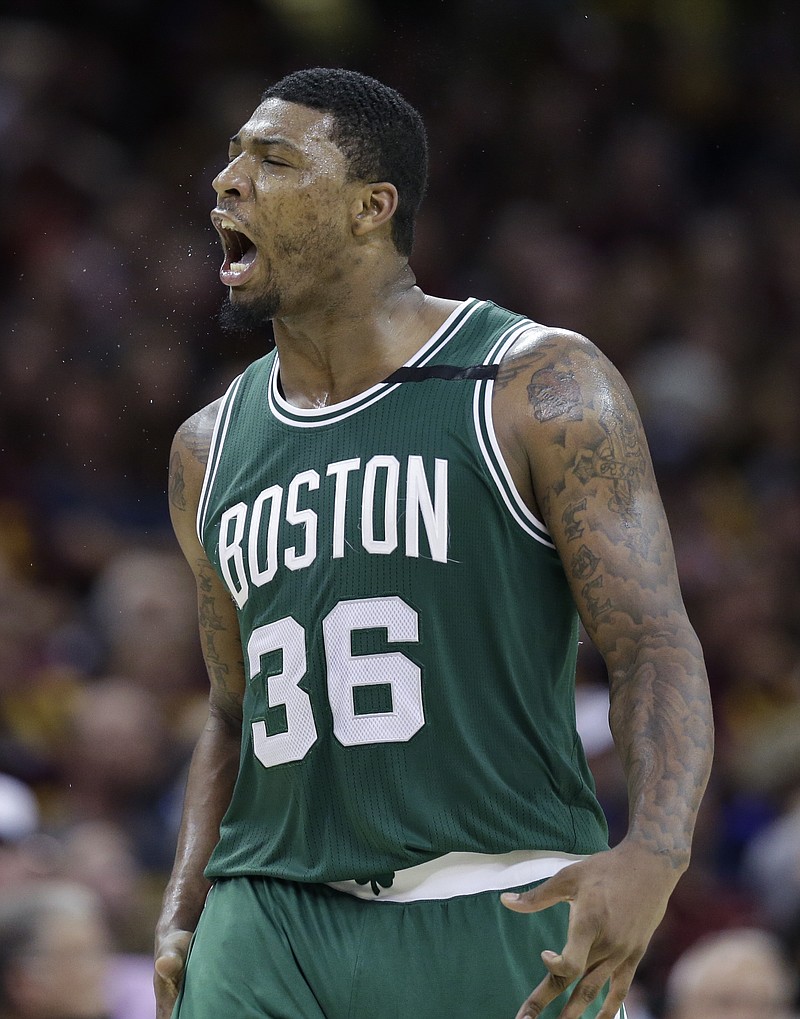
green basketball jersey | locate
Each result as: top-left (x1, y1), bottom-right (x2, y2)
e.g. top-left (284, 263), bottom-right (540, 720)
top-left (198, 298), bottom-right (608, 884)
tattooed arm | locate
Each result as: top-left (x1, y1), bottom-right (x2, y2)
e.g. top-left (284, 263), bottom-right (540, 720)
top-left (154, 399), bottom-right (246, 1019)
top-left (493, 329), bottom-right (713, 1019)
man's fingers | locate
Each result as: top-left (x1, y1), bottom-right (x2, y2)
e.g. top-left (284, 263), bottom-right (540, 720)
top-left (512, 902), bottom-right (606, 1019)
top-left (155, 949), bottom-right (185, 983)
top-left (155, 985), bottom-right (179, 1019)
top-left (515, 956), bottom-right (632, 1019)
top-left (514, 957), bottom-right (589, 1019)
top-left (154, 930), bottom-right (193, 1019)
top-left (154, 930), bottom-right (192, 978)
top-left (594, 962), bottom-right (638, 1019)
top-left (541, 948), bottom-right (585, 994)
top-left (542, 899), bottom-right (597, 980)
top-left (514, 971), bottom-right (567, 1019)
top-left (554, 960), bottom-right (618, 1019)
top-left (513, 945), bottom-right (594, 1018)
top-left (501, 867), bottom-right (577, 914)
top-left (562, 961), bottom-right (635, 1019)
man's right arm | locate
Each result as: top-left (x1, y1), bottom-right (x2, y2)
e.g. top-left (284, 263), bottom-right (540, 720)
top-left (154, 401), bottom-right (246, 1019)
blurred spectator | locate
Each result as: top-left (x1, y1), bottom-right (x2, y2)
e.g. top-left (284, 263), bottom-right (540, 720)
top-left (0, 774), bottom-right (38, 847)
top-left (0, 775), bottom-right (48, 889)
top-left (0, 880), bottom-right (154, 1019)
top-left (662, 928), bottom-right (798, 1019)
top-left (89, 548), bottom-right (203, 698)
top-left (0, 0), bottom-right (798, 1009)
top-left (742, 792), bottom-right (800, 936)
top-left (60, 820), bottom-right (160, 955)
top-left (54, 677), bottom-right (181, 873)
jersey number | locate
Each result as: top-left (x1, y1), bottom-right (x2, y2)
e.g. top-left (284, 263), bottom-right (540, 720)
top-left (246, 596), bottom-right (424, 768)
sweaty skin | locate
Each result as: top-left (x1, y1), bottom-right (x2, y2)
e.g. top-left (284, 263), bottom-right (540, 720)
top-left (493, 329), bottom-right (711, 1019)
top-left (154, 404), bottom-right (243, 1019)
top-left (154, 96), bottom-right (713, 1019)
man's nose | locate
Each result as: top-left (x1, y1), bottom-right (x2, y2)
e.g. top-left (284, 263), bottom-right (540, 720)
top-left (212, 156), bottom-right (253, 200)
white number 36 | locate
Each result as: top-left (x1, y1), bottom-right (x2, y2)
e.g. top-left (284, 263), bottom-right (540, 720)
top-left (246, 595), bottom-right (424, 768)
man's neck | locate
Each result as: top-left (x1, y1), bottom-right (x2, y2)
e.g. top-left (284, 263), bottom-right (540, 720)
top-left (272, 278), bottom-right (459, 409)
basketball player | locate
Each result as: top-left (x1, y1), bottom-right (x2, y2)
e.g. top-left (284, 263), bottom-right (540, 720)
top-left (154, 68), bottom-right (713, 1019)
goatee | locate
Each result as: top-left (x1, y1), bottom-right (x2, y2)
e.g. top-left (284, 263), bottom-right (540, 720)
top-left (218, 292), bottom-right (279, 337)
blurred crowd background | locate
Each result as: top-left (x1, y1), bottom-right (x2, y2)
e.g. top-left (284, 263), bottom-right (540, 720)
top-left (0, 0), bottom-right (799, 1016)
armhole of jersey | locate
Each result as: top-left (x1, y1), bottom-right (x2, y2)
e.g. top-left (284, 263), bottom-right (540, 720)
top-left (473, 324), bottom-right (556, 549)
top-left (195, 372), bottom-right (245, 546)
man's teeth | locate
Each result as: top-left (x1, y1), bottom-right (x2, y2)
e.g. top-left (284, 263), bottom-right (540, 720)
top-left (230, 261), bottom-right (248, 272)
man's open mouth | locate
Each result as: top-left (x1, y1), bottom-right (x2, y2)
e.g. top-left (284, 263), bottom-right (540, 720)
top-left (212, 211), bottom-right (259, 286)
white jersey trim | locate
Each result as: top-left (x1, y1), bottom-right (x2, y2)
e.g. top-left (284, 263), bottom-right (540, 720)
top-left (267, 298), bottom-right (486, 428)
top-left (473, 324), bottom-right (555, 548)
top-left (195, 372), bottom-right (245, 546)
top-left (327, 849), bottom-right (590, 902)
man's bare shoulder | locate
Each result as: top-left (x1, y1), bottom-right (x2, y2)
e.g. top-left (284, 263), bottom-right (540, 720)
top-left (491, 325), bottom-right (627, 452)
top-left (168, 398), bottom-right (223, 519)
top-left (494, 325), bottom-right (609, 403)
top-left (174, 398), bottom-right (224, 469)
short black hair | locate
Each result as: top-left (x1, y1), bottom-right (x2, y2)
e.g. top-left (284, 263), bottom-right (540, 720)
top-left (262, 68), bottom-right (428, 258)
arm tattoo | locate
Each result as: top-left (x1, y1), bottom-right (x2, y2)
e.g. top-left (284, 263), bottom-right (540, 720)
top-left (199, 590), bottom-right (226, 631)
top-left (508, 335), bottom-right (713, 868)
top-left (494, 336), bottom-right (563, 392)
top-left (495, 330), bottom-right (600, 393)
top-left (568, 405), bottom-right (655, 562)
top-left (571, 407), bottom-right (646, 511)
top-left (581, 573), bottom-right (613, 622)
top-left (196, 561), bottom-right (243, 724)
top-left (169, 409), bottom-right (214, 511)
top-left (184, 428), bottom-right (212, 466)
top-left (169, 451), bottom-right (187, 511)
top-left (494, 357), bottom-right (539, 392)
top-left (526, 367), bottom-right (584, 422)
top-left (609, 633), bottom-right (713, 867)
top-left (571, 543), bottom-right (600, 580)
top-left (562, 499), bottom-right (587, 541)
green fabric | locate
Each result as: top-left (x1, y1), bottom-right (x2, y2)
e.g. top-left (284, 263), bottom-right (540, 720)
top-left (175, 876), bottom-right (622, 1019)
top-left (200, 299), bottom-right (608, 884)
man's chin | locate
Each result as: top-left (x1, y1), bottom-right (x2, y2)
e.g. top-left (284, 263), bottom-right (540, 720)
top-left (218, 292), bottom-right (279, 336)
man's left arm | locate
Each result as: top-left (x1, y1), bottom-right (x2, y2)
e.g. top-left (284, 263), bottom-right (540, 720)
top-left (494, 329), bottom-right (714, 1019)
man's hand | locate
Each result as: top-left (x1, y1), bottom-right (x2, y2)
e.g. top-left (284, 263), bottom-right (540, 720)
top-left (154, 929), bottom-right (193, 1019)
top-left (501, 840), bottom-right (683, 1019)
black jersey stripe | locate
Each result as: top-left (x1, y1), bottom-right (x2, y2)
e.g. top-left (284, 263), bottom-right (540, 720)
top-left (382, 364), bottom-right (499, 384)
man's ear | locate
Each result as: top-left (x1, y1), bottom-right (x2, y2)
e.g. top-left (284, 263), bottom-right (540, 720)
top-left (351, 182), bottom-right (399, 237)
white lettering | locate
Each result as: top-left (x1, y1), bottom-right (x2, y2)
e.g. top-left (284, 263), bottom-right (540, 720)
top-left (217, 455), bottom-right (451, 607)
top-left (219, 502), bottom-right (249, 607)
top-left (249, 485), bottom-right (283, 586)
top-left (285, 470), bottom-right (320, 571)
top-left (362, 455), bottom-right (399, 554)
top-left (326, 458), bottom-right (361, 559)
top-left (406, 456), bottom-right (448, 563)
